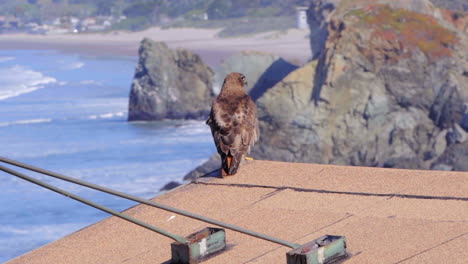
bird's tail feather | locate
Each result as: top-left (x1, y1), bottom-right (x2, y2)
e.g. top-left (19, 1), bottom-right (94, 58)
top-left (221, 152), bottom-right (241, 176)
top-left (221, 154), bottom-right (229, 177)
top-left (226, 152), bottom-right (242, 175)
top-left (221, 155), bottom-right (231, 176)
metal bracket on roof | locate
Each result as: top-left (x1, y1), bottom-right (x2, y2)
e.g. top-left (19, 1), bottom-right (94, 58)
top-left (286, 235), bottom-right (348, 264)
top-left (171, 227), bottom-right (226, 264)
top-left (0, 157), bottom-right (349, 264)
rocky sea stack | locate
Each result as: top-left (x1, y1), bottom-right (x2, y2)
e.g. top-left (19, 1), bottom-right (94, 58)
top-left (128, 38), bottom-right (214, 121)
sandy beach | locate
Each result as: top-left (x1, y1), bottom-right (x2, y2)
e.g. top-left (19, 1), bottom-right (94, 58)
top-left (0, 27), bottom-right (311, 67)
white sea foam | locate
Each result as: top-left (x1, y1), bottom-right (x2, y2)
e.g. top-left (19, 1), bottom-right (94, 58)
top-left (0, 65), bottom-right (57, 100)
top-left (80, 80), bottom-right (101, 85)
top-left (0, 118), bottom-right (52, 127)
top-left (0, 222), bottom-right (88, 261)
top-left (0, 56), bottom-right (15, 63)
top-left (88, 111), bottom-right (125, 120)
top-left (68, 158), bottom-right (209, 197)
top-left (0, 223), bottom-right (84, 241)
top-left (178, 121), bottom-right (211, 135)
top-left (62, 61), bottom-right (85, 70)
top-left (3, 145), bottom-right (88, 160)
top-left (0, 223), bottom-right (88, 262)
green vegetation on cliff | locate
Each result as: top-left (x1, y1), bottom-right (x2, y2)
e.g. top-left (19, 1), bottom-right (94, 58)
top-left (0, 0), bottom-right (308, 34)
top-left (349, 4), bottom-right (458, 60)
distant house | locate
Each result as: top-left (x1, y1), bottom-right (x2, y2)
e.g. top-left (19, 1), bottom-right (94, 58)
top-left (9, 17), bottom-right (20, 27)
top-left (70, 17), bottom-right (80, 26)
top-left (296, 6), bottom-right (309, 29)
top-left (25, 22), bottom-right (38, 31)
top-left (25, 22), bottom-right (48, 34)
top-left (78, 17), bottom-right (98, 32)
top-left (81, 17), bottom-right (97, 27)
top-left (102, 19), bottom-right (112, 28)
top-left (0, 15), bottom-right (23, 32)
top-left (52, 17), bottom-right (61, 26)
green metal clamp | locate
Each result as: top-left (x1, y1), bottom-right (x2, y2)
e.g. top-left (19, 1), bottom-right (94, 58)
top-left (171, 227), bottom-right (226, 264)
top-left (287, 235), bottom-right (348, 264)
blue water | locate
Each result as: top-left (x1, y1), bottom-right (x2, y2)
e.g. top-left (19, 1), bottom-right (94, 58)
top-left (0, 50), bottom-right (215, 263)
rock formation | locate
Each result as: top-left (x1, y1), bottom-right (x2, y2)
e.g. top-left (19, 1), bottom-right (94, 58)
top-left (128, 38), bottom-right (215, 121)
top-left (251, 0), bottom-right (467, 171)
top-left (184, 0), bottom-right (468, 180)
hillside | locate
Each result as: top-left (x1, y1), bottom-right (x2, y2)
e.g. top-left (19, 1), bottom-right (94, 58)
top-left (0, 0), bottom-right (307, 33)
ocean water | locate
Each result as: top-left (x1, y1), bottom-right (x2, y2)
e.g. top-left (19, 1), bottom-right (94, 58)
top-left (0, 50), bottom-right (215, 262)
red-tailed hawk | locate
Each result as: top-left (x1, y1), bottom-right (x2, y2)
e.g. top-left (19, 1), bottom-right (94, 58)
top-left (207, 72), bottom-right (259, 176)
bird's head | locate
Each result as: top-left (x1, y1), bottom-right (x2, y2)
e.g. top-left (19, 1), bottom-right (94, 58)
top-left (223, 72), bottom-right (248, 90)
top-left (239, 73), bottom-right (248, 87)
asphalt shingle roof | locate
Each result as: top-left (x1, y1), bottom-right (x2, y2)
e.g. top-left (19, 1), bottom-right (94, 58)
top-left (8, 160), bottom-right (468, 264)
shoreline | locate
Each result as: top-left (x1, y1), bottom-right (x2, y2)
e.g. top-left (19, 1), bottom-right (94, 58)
top-left (0, 27), bottom-right (311, 68)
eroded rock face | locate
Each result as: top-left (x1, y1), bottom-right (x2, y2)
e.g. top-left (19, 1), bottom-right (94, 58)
top-left (128, 39), bottom-right (214, 121)
top-left (215, 51), bottom-right (298, 101)
top-left (306, 0), bottom-right (339, 60)
top-left (251, 1), bottom-right (468, 171)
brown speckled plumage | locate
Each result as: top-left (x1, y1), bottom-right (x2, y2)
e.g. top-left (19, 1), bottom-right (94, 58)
top-left (206, 72), bottom-right (259, 176)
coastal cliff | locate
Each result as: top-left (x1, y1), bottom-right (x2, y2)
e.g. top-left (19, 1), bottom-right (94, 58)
top-left (252, 0), bottom-right (467, 171)
top-left (184, 0), bottom-right (467, 179)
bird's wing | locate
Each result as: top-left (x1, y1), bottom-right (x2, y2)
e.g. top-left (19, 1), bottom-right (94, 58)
top-left (240, 97), bottom-right (258, 151)
top-left (208, 99), bottom-right (233, 155)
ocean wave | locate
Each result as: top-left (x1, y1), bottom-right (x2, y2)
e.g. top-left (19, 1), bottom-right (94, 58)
top-left (66, 158), bottom-right (209, 197)
top-left (2, 145), bottom-right (90, 160)
top-left (180, 121), bottom-right (210, 132)
top-left (80, 80), bottom-right (102, 85)
top-left (62, 61), bottom-right (85, 70)
top-left (0, 222), bottom-right (88, 262)
top-left (88, 111), bottom-right (125, 120)
top-left (0, 56), bottom-right (15, 63)
top-left (0, 118), bottom-right (52, 127)
top-left (0, 223), bottom-right (86, 241)
top-left (0, 65), bottom-right (57, 100)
